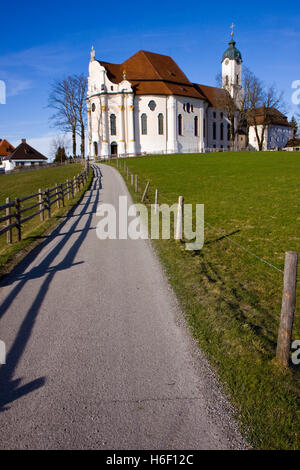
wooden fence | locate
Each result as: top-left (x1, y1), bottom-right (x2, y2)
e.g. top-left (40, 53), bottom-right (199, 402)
top-left (0, 167), bottom-right (90, 245)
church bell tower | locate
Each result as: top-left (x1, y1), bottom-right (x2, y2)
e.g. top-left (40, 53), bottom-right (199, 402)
top-left (222, 25), bottom-right (243, 108)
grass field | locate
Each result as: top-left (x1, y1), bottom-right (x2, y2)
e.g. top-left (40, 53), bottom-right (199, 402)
top-left (106, 151), bottom-right (300, 450)
top-left (0, 163), bottom-right (91, 273)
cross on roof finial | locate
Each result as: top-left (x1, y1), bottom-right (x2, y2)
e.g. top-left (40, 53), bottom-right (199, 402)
top-left (230, 23), bottom-right (235, 38)
top-left (90, 45), bottom-right (95, 61)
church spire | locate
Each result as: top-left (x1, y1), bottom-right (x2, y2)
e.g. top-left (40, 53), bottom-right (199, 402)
top-left (221, 25), bottom-right (243, 108)
top-left (222, 24), bottom-right (242, 62)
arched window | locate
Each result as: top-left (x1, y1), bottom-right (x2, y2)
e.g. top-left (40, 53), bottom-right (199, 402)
top-left (110, 114), bottom-right (116, 135)
top-left (194, 116), bottom-right (198, 137)
top-left (141, 113), bottom-right (147, 135)
top-left (220, 122), bottom-right (224, 140)
top-left (158, 113), bottom-right (164, 135)
top-left (93, 141), bottom-right (98, 156)
top-left (213, 122), bottom-right (216, 140)
top-left (178, 114), bottom-right (183, 136)
top-left (225, 75), bottom-right (229, 86)
top-left (227, 123), bottom-right (231, 141)
top-left (236, 74), bottom-right (239, 85)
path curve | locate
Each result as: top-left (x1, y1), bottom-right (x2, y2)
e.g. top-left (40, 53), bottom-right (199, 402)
top-left (0, 164), bottom-right (246, 449)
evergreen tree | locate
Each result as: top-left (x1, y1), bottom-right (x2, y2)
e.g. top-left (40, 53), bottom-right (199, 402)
top-left (54, 146), bottom-right (67, 163)
top-left (290, 116), bottom-right (298, 137)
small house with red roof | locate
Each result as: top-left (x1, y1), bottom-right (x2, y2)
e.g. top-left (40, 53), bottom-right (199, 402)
top-left (2, 139), bottom-right (48, 172)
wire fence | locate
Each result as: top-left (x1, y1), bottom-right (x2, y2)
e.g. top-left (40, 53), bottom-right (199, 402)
top-left (108, 157), bottom-right (300, 283)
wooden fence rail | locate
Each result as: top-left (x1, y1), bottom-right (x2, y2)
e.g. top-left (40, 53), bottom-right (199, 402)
top-left (0, 167), bottom-right (90, 245)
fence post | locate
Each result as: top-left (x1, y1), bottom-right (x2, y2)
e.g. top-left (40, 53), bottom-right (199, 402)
top-left (38, 189), bottom-right (44, 222)
top-left (135, 175), bottom-right (138, 192)
top-left (45, 189), bottom-right (51, 218)
top-left (61, 184), bottom-right (65, 207)
top-left (15, 198), bottom-right (21, 242)
top-left (175, 196), bottom-right (184, 241)
top-left (141, 181), bottom-right (150, 202)
top-left (55, 184), bottom-right (60, 209)
top-left (131, 173), bottom-right (134, 185)
top-left (126, 167), bottom-right (129, 180)
top-left (73, 176), bottom-right (77, 194)
top-left (276, 251), bottom-right (298, 367)
top-left (154, 189), bottom-right (159, 214)
top-left (67, 180), bottom-right (70, 201)
top-left (6, 197), bottom-right (12, 244)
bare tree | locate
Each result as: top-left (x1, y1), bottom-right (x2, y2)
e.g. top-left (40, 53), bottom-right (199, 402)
top-left (246, 79), bottom-right (285, 151)
top-left (216, 68), bottom-right (285, 151)
top-left (74, 74), bottom-right (87, 159)
top-left (216, 67), bottom-right (253, 149)
top-left (48, 77), bottom-right (78, 158)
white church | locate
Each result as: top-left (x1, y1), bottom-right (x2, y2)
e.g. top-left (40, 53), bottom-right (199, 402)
top-left (86, 32), bottom-right (292, 158)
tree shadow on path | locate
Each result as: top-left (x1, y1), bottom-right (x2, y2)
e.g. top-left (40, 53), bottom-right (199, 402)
top-left (0, 165), bottom-right (102, 411)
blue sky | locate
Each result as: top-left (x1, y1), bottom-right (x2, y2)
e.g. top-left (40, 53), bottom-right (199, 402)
top-left (0, 0), bottom-right (299, 158)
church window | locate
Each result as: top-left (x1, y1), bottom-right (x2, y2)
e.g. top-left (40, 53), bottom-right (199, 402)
top-left (227, 123), bottom-right (231, 141)
top-left (93, 142), bottom-right (98, 156)
top-left (178, 114), bottom-right (183, 136)
top-left (141, 114), bottom-right (147, 135)
top-left (220, 122), bottom-right (224, 140)
top-left (213, 112), bottom-right (216, 119)
top-left (194, 116), bottom-right (198, 136)
top-left (148, 100), bottom-right (156, 111)
top-left (213, 122), bottom-right (216, 140)
top-left (183, 104), bottom-right (186, 111)
top-left (92, 103), bottom-right (96, 112)
top-left (187, 103), bottom-right (190, 113)
top-left (191, 105), bottom-right (194, 112)
top-left (236, 74), bottom-right (239, 84)
top-left (158, 114), bottom-right (164, 135)
top-left (110, 114), bottom-right (116, 135)
top-left (225, 75), bottom-right (229, 86)
top-left (111, 86), bottom-right (114, 91)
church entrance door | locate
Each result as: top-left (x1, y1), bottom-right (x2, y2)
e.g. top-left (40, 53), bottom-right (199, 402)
top-left (111, 142), bottom-right (118, 156)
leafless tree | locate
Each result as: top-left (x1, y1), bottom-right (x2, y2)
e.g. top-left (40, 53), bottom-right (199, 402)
top-left (48, 75), bottom-right (87, 159)
top-left (216, 68), bottom-right (285, 151)
top-left (74, 74), bottom-right (88, 159)
top-left (216, 67), bottom-right (253, 149)
top-left (246, 80), bottom-right (285, 151)
top-left (48, 77), bottom-right (78, 158)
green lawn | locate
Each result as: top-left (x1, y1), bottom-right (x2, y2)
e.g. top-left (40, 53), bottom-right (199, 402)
top-left (0, 163), bottom-right (91, 272)
top-left (106, 151), bottom-right (300, 450)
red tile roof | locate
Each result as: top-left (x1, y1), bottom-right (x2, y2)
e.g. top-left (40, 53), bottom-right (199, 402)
top-left (248, 107), bottom-right (292, 127)
top-left (0, 139), bottom-right (15, 157)
top-left (5, 140), bottom-right (47, 161)
top-left (193, 84), bottom-right (232, 108)
top-left (284, 138), bottom-right (300, 148)
top-left (98, 50), bottom-right (207, 100)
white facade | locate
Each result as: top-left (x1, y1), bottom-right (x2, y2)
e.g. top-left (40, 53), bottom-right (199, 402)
top-left (86, 43), bottom-right (242, 159)
top-left (248, 124), bottom-right (293, 151)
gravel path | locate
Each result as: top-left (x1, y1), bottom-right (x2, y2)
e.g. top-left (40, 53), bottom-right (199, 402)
top-left (0, 164), bottom-right (247, 449)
